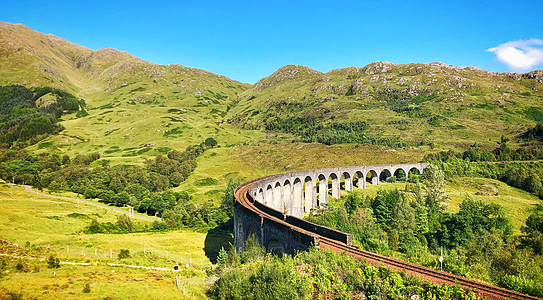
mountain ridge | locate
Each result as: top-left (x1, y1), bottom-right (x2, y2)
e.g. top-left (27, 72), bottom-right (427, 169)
top-left (1, 21), bottom-right (543, 153)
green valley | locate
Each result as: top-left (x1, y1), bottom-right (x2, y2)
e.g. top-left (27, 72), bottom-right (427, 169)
top-left (1, 21), bottom-right (543, 299)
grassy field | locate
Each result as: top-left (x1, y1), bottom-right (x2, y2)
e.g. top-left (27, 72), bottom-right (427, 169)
top-left (0, 183), bottom-right (231, 299)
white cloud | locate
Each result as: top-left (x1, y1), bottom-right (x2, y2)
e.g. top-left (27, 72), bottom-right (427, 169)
top-left (487, 39), bottom-right (543, 72)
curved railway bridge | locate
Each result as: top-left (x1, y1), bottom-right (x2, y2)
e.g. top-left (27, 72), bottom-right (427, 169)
top-left (233, 163), bottom-right (540, 300)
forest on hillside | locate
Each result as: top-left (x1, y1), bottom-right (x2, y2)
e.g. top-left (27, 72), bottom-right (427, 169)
top-left (0, 85), bottom-right (87, 146)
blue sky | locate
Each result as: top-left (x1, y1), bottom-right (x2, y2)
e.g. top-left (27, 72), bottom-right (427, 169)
top-left (2, 0), bottom-right (543, 83)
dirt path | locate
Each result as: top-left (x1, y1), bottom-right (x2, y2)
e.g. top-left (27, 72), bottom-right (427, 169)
top-left (21, 185), bottom-right (158, 222)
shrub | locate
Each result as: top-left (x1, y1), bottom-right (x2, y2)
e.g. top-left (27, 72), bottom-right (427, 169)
top-left (47, 255), bottom-right (60, 268)
top-left (118, 249), bottom-right (131, 259)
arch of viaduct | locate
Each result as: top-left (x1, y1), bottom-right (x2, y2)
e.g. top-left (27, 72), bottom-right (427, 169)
top-left (234, 162), bottom-right (429, 254)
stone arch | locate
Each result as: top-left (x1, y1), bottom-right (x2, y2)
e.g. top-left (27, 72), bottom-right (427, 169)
top-left (342, 171), bottom-right (353, 192)
top-left (354, 171), bottom-right (365, 189)
top-left (393, 168), bottom-right (407, 182)
top-left (330, 173), bottom-right (340, 199)
top-left (292, 178), bottom-right (303, 217)
top-left (256, 188), bottom-right (264, 203)
top-left (379, 169), bottom-right (392, 182)
top-left (304, 176), bottom-right (315, 212)
top-left (273, 182), bottom-right (282, 211)
top-left (317, 174), bottom-right (328, 206)
top-left (408, 167), bottom-right (422, 182)
top-left (267, 239), bottom-right (285, 255)
top-left (366, 170), bottom-right (379, 185)
top-left (246, 225), bottom-right (258, 241)
top-left (265, 184), bottom-right (273, 206)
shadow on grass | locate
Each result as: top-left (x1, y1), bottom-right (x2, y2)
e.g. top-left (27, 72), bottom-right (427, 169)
top-left (204, 221), bottom-right (233, 264)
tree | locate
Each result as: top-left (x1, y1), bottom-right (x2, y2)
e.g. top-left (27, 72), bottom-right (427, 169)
top-left (240, 234), bottom-right (266, 264)
top-left (204, 137), bottom-right (218, 147)
top-left (216, 246), bottom-right (228, 266)
top-left (47, 255), bottom-right (60, 268)
top-left (116, 214), bottom-right (133, 232)
top-left (423, 164), bottom-right (448, 208)
top-left (350, 207), bottom-right (374, 230)
top-left (344, 192), bottom-right (363, 215)
top-left (392, 195), bottom-right (416, 235)
top-left (371, 189), bottom-right (401, 227)
top-left (118, 249), bottom-right (131, 259)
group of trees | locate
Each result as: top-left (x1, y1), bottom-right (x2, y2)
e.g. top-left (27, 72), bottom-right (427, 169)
top-left (424, 140), bottom-right (543, 199)
top-left (209, 235), bottom-right (482, 300)
top-left (0, 139), bottom-right (229, 224)
top-left (264, 112), bottom-right (407, 147)
top-left (306, 165), bottom-right (543, 297)
top-left (0, 85), bottom-right (86, 146)
top-left (424, 138), bottom-right (543, 163)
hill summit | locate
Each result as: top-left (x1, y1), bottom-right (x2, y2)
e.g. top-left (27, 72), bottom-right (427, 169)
top-left (1, 21), bottom-right (543, 152)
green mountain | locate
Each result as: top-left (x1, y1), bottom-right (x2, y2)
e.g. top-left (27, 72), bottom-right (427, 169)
top-left (0, 22), bottom-right (262, 165)
top-left (228, 62), bottom-right (543, 148)
top-left (1, 21), bottom-right (543, 196)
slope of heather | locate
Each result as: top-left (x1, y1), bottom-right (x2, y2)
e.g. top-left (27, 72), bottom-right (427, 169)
top-left (228, 62), bottom-right (543, 149)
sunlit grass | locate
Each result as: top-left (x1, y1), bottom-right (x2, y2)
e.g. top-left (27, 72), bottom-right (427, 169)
top-left (0, 183), bottom-right (228, 299)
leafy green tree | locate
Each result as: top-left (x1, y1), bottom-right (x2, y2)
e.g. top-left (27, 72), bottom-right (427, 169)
top-left (371, 189), bottom-right (401, 227)
top-left (216, 246), bottom-right (228, 266)
top-left (47, 255), bottom-right (60, 268)
top-left (118, 249), bottom-right (131, 259)
top-left (423, 164), bottom-right (448, 208)
top-left (116, 214), bottom-right (133, 232)
top-left (204, 137), bottom-right (218, 147)
top-left (344, 191), bottom-right (363, 214)
top-left (240, 235), bottom-right (266, 264)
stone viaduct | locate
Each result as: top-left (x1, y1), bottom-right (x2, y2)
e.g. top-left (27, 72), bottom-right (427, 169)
top-left (234, 162), bottom-right (429, 254)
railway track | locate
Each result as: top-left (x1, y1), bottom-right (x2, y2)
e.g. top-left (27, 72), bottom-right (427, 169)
top-left (235, 180), bottom-right (541, 300)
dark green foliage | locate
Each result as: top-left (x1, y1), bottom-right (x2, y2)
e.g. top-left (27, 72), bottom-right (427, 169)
top-left (307, 175), bottom-right (541, 296)
top-left (83, 283), bottom-right (91, 293)
top-left (0, 140), bottom-right (219, 220)
top-left (196, 177), bottom-right (218, 186)
top-left (209, 247), bottom-right (481, 300)
top-left (525, 107), bottom-right (543, 122)
top-left (438, 195), bottom-right (513, 249)
top-left (84, 216), bottom-right (169, 234)
top-left (4, 291), bottom-right (26, 300)
top-left (522, 123), bottom-right (543, 142)
top-left (0, 85), bottom-right (86, 145)
top-left (204, 137), bottom-right (218, 147)
top-left (261, 110), bottom-right (408, 147)
top-left (521, 205), bottom-right (543, 255)
top-left (371, 189), bottom-right (401, 226)
top-left (424, 145), bottom-right (543, 198)
top-left (47, 255), bottom-right (60, 268)
top-left (240, 235), bottom-right (266, 264)
top-left (118, 249), bottom-right (131, 259)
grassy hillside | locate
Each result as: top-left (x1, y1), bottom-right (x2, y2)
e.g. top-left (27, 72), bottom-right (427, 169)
top-left (0, 22), bottom-right (261, 165)
top-left (228, 63), bottom-right (543, 149)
